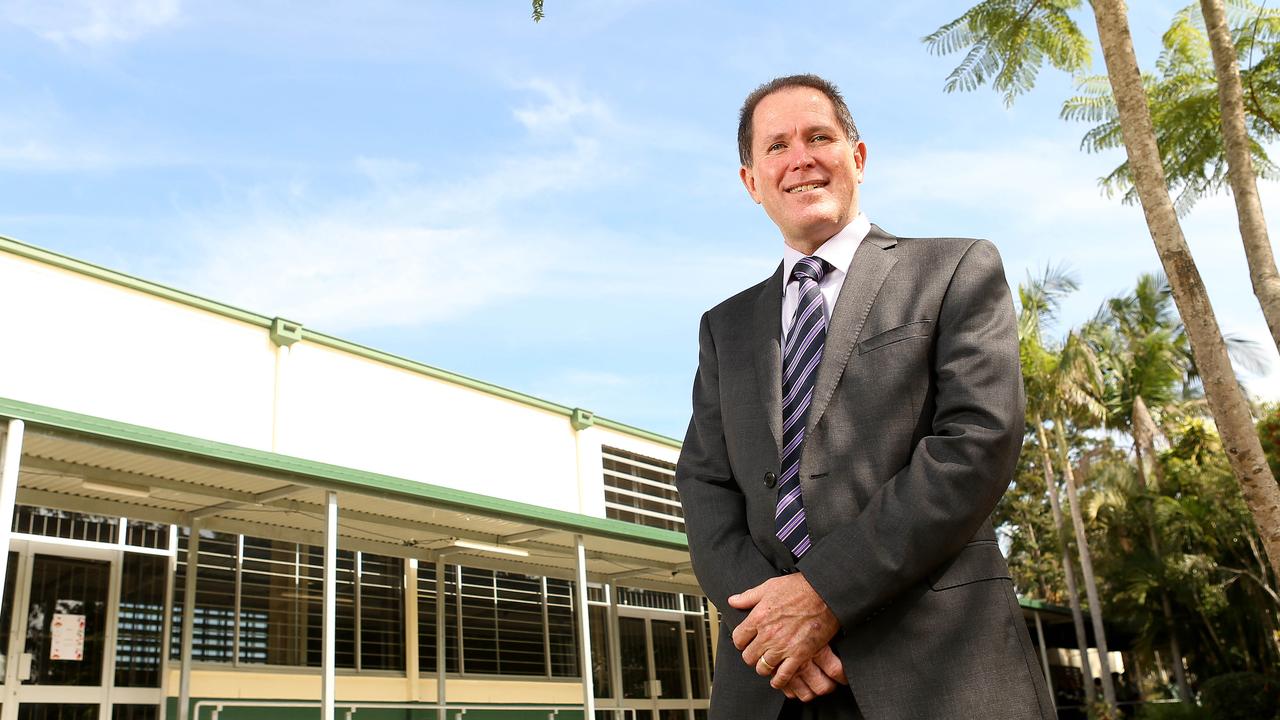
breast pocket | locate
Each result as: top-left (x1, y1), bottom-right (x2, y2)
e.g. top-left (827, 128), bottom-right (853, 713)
top-left (856, 319), bottom-right (933, 355)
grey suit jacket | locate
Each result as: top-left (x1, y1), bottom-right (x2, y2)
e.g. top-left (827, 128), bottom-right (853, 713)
top-left (675, 226), bottom-right (1055, 719)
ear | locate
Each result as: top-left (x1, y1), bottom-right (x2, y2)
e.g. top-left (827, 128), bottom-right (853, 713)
top-left (740, 164), bottom-right (762, 204)
top-left (852, 141), bottom-right (867, 183)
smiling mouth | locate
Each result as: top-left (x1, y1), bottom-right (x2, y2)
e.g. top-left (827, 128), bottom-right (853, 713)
top-left (787, 183), bottom-right (826, 194)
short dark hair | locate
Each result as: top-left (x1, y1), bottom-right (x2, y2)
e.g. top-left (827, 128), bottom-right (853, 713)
top-left (737, 74), bottom-right (859, 167)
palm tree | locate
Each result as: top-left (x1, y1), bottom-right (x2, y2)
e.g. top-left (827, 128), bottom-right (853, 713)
top-left (1087, 273), bottom-right (1204, 700)
top-left (1199, 0), bottom-right (1280, 351)
top-left (1019, 267), bottom-right (1115, 708)
top-left (925, 0), bottom-right (1280, 584)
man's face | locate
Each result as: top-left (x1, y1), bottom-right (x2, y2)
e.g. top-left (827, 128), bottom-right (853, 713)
top-left (739, 86), bottom-right (866, 252)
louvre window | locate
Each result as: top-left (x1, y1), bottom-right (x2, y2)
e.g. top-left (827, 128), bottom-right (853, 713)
top-left (417, 565), bottom-right (578, 678)
top-left (602, 447), bottom-right (683, 532)
top-left (12, 505), bottom-right (118, 543)
top-left (171, 531), bottom-right (404, 671)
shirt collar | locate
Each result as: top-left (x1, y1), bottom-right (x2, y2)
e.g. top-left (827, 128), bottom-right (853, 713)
top-left (782, 213), bottom-right (870, 286)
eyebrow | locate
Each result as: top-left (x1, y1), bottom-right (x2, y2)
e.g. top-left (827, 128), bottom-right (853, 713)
top-left (759, 123), bottom-right (840, 145)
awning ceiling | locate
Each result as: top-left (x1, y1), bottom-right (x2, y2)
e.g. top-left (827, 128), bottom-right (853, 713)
top-left (10, 423), bottom-right (701, 594)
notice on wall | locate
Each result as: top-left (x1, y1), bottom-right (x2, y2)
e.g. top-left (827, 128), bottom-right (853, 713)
top-left (49, 612), bottom-right (86, 661)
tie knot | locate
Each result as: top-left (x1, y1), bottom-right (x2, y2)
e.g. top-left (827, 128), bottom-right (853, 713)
top-left (792, 256), bottom-right (829, 284)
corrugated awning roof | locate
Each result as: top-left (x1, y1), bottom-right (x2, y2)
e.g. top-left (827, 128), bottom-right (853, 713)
top-left (1, 396), bottom-right (699, 594)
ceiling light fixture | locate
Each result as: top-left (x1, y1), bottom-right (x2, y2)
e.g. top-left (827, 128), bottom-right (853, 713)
top-left (449, 538), bottom-right (530, 558)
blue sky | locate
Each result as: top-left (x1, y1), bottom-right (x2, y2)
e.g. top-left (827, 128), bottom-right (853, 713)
top-left (2, 0), bottom-right (1277, 439)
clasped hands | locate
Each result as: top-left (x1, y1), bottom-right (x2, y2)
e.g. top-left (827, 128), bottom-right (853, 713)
top-left (728, 572), bottom-right (847, 702)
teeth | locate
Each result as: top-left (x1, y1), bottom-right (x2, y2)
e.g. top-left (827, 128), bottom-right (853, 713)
top-left (788, 184), bottom-right (822, 193)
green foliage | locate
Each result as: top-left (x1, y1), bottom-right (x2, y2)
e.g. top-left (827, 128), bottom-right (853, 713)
top-left (923, 0), bottom-right (1091, 105)
top-left (1002, 267), bottom-right (1280, 693)
top-left (1135, 701), bottom-right (1208, 720)
top-left (1200, 672), bottom-right (1280, 719)
top-left (1060, 1), bottom-right (1280, 214)
top-left (1000, 433), bottom-right (1067, 600)
top-left (531, 0), bottom-right (544, 22)
top-left (1257, 403), bottom-right (1280, 479)
top-left (1088, 417), bottom-right (1280, 681)
top-left (1083, 272), bottom-right (1201, 434)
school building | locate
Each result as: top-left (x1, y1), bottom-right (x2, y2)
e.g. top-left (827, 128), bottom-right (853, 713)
top-left (0, 235), bottom-right (1117, 720)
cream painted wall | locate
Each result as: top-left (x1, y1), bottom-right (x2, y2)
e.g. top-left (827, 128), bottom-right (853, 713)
top-left (0, 254), bottom-right (277, 449)
top-left (1, 250), bottom-right (688, 517)
top-left (280, 343), bottom-right (582, 512)
top-left (166, 669), bottom-right (581, 704)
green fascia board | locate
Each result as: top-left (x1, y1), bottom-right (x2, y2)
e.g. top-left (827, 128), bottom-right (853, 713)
top-left (0, 234), bottom-right (681, 449)
top-left (1019, 597), bottom-right (1082, 617)
top-left (0, 396), bottom-right (689, 551)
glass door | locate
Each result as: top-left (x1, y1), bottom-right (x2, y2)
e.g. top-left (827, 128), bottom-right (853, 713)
top-left (616, 612), bottom-right (705, 720)
top-left (2, 542), bottom-right (116, 720)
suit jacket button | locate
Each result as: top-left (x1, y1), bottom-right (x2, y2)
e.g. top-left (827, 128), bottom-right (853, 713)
top-left (763, 471), bottom-right (777, 488)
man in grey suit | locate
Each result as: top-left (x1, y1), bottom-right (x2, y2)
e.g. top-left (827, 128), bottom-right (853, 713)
top-left (674, 74), bottom-right (1055, 719)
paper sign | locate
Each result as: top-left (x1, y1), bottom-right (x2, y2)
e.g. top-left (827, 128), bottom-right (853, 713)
top-left (49, 613), bottom-right (85, 661)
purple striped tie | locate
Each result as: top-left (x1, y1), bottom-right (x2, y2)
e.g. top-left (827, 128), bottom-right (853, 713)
top-left (776, 256), bottom-right (830, 559)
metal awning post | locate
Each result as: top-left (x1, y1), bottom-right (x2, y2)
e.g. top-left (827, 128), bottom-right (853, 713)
top-left (178, 519), bottom-right (202, 720)
top-left (574, 535), bottom-right (595, 717)
top-left (1033, 610), bottom-right (1056, 711)
top-left (0, 419), bottom-right (24, 599)
top-left (405, 558), bottom-right (420, 701)
top-left (605, 582), bottom-right (623, 709)
top-left (436, 553), bottom-right (448, 720)
top-left (323, 491), bottom-right (338, 720)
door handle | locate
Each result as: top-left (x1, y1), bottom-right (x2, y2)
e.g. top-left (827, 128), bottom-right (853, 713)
top-left (17, 653), bottom-right (32, 681)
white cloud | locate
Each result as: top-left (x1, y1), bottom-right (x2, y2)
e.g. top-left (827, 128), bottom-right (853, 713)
top-left (513, 80), bottom-right (613, 134)
top-left (177, 215), bottom-right (552, 332)
top-left (5, 0), bottom-right (180, 48)
top-left (162, 79), bottom-right (629, 332)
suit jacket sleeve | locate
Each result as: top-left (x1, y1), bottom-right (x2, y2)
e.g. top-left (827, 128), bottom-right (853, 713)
top-left (796, 239), bottom-right (1025, 629)
top-left (675, 310), bottom-right (779, 621)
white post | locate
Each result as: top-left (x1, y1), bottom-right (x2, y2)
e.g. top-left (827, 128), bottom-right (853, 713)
top-left (606, 583), bottom-right (623, 709)
top-left (1033, 611), bottom-right (1056, 712)
top-left (405, 558), bottom-right (420, 701)
top-left (323, 492), bottom-right (338, 720)
top-left (158, 524), bottom-right (179, 720)
top-left (0, 419), bottom-right (24, 600)
top-left (436, 555), bottom-right (448, 720)
top-left (574, 535), bottom-right (596, 717)
top-left (178, 520), bottom-right (201, 720)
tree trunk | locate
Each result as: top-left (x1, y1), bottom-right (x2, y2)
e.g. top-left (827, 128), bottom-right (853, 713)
top-left (1036, 418), bottom-right (1097, 706)
top-left (1199, 0), bottom-right (1280, 352)
top-left (1131, 395), bottom-right (1166, 488)
top-left (1054, 418), bottom-right (1118, 710)
top-left (1090, 0), bottom-right (1280, 580)
top-left (1130, 394), bottom-right (1191, 700)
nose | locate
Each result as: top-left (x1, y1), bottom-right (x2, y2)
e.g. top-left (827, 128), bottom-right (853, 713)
top-left (789, 144), bottom-right (815, 171)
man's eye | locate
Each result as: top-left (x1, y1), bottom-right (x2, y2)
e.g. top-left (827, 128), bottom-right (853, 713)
top-left (768, 142), bottom-right (785, 152)
top-left (812, 134), bottom-right (831, 142)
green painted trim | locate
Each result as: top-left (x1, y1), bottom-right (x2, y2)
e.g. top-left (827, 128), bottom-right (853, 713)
top-left (270, 317), bottom-right (304, 347)
top-left (570, 408), bottom-right (594, 431)
top-left (0, 233), bottom-right (272, 328)
top-left (595, 417), bottom-right (683, 449)
top-left (0, 396), bottom-right (689, 550)
top-left (0, 234), bottom-right (682, 450)
top-left (1019, 597), bottom-right (1079, 617)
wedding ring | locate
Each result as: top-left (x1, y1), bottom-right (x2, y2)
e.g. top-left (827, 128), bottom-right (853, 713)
top-left (760, 657), bottom-right (777, 672)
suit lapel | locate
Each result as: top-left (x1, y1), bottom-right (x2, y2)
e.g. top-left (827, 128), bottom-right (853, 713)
top-left (806, 226), bottom-right (899, 438)
top-left (753, 263), bottom-right (785, 454)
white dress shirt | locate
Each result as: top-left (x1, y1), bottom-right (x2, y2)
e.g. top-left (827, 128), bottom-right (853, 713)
top-left (782, 213), bottom-right (871, 338)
